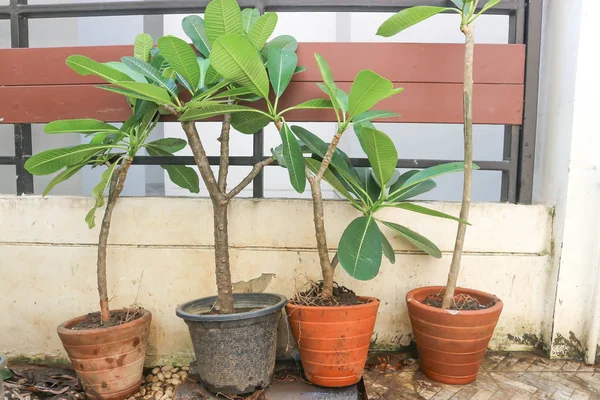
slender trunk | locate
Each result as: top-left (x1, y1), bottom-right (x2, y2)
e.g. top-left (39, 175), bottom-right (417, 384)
top-left (98, 159), bottom-right (132, 323)
top-left (218, 114), bottom-right (231, 193)
top-left (308, 129), bottom-right (344, 298)
top-left (213, 200), bottom-right (235, 314)
top-left (442, 24), bottom-right (475, 309)
top-left (308, 171), bottom-right (334, 297)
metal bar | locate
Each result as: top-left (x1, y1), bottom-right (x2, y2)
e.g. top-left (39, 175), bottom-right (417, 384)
top-left (501, 126), bottom-right (520, 202)
top-left (252, 130), bottom-right (265, 198)
top-left (127, 156), bottom-right (510, 171)
top-left (517, 0), bottom-right (543, 204)
top-left (11, 0), bottom-right (34, 195)
top-left (0, 0), bottom-right (519, 19)
top-left (0, 157), bottom-right (17, 165)
top-left (14, 124), bottom-right (33, 195)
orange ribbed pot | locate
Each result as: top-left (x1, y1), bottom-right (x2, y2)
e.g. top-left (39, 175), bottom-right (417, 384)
top-left (406, 286), bottom-right (502, 385)
top-left (286, 297), bottom-right (380, 387)
top-left (57, 309), bottom-right (152, 400)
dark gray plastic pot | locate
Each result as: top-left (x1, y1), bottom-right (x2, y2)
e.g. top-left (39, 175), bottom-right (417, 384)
top-left (176, 293), bottom-right (287, 395)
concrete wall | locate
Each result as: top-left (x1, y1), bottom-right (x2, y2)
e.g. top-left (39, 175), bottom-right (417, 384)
top-left (0, 197), bottom-right (552, 365)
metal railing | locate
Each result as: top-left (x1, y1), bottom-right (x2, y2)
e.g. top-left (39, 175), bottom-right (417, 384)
top-left (0, 0), bottom-right (542, 203)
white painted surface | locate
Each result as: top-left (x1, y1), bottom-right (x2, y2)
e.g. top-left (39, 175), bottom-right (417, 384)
top-left (0, 197), bottom-right (551, 364)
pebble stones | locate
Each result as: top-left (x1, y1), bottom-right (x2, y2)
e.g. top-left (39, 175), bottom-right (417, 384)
top-left (131, 366), bottom-right (189, 400)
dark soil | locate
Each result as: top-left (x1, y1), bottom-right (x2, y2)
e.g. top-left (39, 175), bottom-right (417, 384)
top-left (71, 309), bottom-right (143, 330)
top-left (290, 281), bottom-right (365, 307)
top-left (423, 293), bottom-right (496, 310)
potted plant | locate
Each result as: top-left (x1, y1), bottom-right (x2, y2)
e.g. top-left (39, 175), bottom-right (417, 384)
top-left (23, 36), bottom-right (200, 399)
top-left (273, 58), bottom-right (470, 386)
top-left (63, 0), bottom-right (349, 394)
top-left (377, 0), bottom-right (504, 385)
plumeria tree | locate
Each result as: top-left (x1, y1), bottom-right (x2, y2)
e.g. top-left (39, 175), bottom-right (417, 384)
top-left (24, 36), bottom-right (199, 323)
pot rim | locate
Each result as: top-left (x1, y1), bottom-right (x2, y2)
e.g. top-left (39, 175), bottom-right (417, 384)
top-left (286, 296), bottom-right (380, 311)
top-left (176, 292), bottom-right (287, 322)
top-left (406, 286), bottom-right (503, 315)
top-left (56, 308), bottom-right (152, 336)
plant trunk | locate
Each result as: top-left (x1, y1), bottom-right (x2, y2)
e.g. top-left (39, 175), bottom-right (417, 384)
top-left (213, 200), bottom-right (235, 314)
top-left (98, 158), bottom-right (132, 323)
top-left (442, 24), bottom-right (474, 310)
top-left (307, 130), bottom-right (344, 298)
top-left (181, 120), bottom-right (237, 313)
top-left (309, 176), bottom-right (335, 298)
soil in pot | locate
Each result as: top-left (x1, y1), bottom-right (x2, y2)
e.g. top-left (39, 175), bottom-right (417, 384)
top-left (176, 293), bottom-right (287, 395)
top-left (57, 308), bottom-right (152, 400)
top-left (287, 282), bottom-right (380, 388)
top-left (406, 286), bottom-right (503, 385)
top-left (71, 309), bottom-right (145, 330)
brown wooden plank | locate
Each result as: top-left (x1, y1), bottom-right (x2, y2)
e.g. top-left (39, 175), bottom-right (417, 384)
top-left (0, 43), bottom-right (525, 86)
top-left (0, 82), bottom-right (524, 124)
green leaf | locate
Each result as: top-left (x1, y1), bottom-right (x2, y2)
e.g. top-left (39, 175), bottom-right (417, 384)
top-left (314, 54), bottom-right (342, 111)
top-left (66, 55), bottom-right (133, 83)
top-left (390, 180), bottom-right (437, 202)
top-left (381, 221), bottom-right (441, 258)
top-left (25, 144), bottom-right (110, 176)
top-left (205, 64), bottom-right (221, 85)
top-left (284, 98), bottom-right (334, 112)
top-left (278, 122), bottom-right (306, 193)
top-left (295, 65), bottom-right (306, 74)
top-left (389, 170), bottom-right (418, 192)
top-left (376, 6), bottom-right (456, 37)
top-left (349, 70), bottom-right (402, 117)
top-left (182, 15), bottom-right (211, 58)
top-left (44, 119), bottom-right (120, 134)
top-left (210, 34), bottom-right (270, 99)
top-left (212, 86), bottom-right (257, 99)
top-left (134, 33), bottom-right (154, 62)
top-left (450, 0), bottom-right (464, 9)
top-left (205, 0), bottom-right (243, 44)
top-left (264, 35), bottom-right (298, 52)
top-left (146, 146), bottom-right (200, 193)
top-left (267, 47), bottom-right (297, 98)
top-left (249, 12), bottom-right (278, 49)
top-left (197, 58), bottom-right (211, 88)
top-left (476, 0), bottom-right (502, 17)
top-left (290, 125), bottom-right (356, 178)
top-left (231, 111), bottom-right (272, 134)
top-left (122, 56), bottom-right (178, 97)
top-left (158, 36), bottom-right (200, 92)
top-left (146, 138), bottom-right (187, 153)
top-left (381, 234), bottom-right (396, 264)
top-left (101, 81), bottom-right (175, 106)
top-left (43, 164), bottom-right (86, 196)
top-left (352, 110), bottom-right (400, 125)
top-left (242, 8), bottom-right (261, 33)
top-left (305, 158), bottom-right (355, 202)
top-left (338, 216), bottom-right (382, 281)
top-left (355, 127), bottom-right (398, 186)
top-left (399, 162), bottom-right (471, 192)
top-left (105, 61), bottom-right (148, 83)
top-left (150, 53), bottom-right (169, 73)
top-left (180, 104), bottom-right (269, 121)
top-left (357, 168), bottom-right (381, 202)
top-left (85, 162), bottom-right (119, 229)
top-left (162, 67), bottom-right (177, 80)
top-left (392, 203), bottom-right (470, 225)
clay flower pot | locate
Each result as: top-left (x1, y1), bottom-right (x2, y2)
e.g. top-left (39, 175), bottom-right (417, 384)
top-left (406, 286), bottom-right (503, 384)
top-left (57, 309), bottom-right (152, 400)
top-left (286, 297), bottom-right (380, 387)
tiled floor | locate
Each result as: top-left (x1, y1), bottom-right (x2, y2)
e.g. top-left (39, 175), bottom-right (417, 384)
top-left (364, 352), bottom-right (600, 400)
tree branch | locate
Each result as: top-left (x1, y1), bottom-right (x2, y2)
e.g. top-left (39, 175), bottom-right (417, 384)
top-left (315, 129), bottom-right (343, 183)
top-left (227, 157), bottom-right (274, 199)
top-left (218, 114), bottom-right (232, 193)
top-left (181, 121), bottom-right (223, 203)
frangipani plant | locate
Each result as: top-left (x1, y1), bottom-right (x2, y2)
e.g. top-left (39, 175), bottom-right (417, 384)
top-left (24, 40), bottom-right (200, 324)
top-left (377, 0), bottom-right (501, 309)
top-left (273, 56), bottom-right (472, 297)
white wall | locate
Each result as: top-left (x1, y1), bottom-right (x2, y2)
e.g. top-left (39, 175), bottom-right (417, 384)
top-left (534, 0), bottom-right (600, 359)
top-left (0, 197), bottom-right (552, 365)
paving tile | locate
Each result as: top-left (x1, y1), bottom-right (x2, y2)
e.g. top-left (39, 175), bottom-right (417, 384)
top-left (570, 389), bottom-right (592, 400)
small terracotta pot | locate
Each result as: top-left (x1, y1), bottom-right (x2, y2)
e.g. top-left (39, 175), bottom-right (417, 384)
top-left (57, 309), bottom-right (152, 400)
top-left (286, 297), bottom-right (380, 387)
top-left (406, 286), bottom-right (503, 385)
